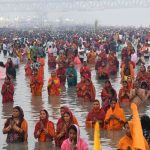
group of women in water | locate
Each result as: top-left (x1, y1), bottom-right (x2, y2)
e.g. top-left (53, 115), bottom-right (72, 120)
top-left (0, 27), bottom-right (150, 149)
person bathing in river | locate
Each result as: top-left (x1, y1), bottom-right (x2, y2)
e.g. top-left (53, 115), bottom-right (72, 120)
top-left (104, 99), bottom-right (126, 130)
top-left (47, 71), bottom-right (61, 96)
top-left (1, 76), bottom-right (14, 103)
top-left (82, 77), bottom-right (96, 102)
top-left (61, 124), bottom-right (88, 150)
top-left (66, 62), bottom-right (77, 87)
top-left (55, 110), bottom-right (78, 147)
top-left (101, 80), bottom-right (117, 112)
top-left (57, 106), bottom-right (79, 127)
top-left (118, 80), bottom-right (130, 104)
top-left (3, 106), bottom-right (28, 143)
top-left (85, 100), bottom-right (105, 128)
top-left (30, 69), bottom-right (43, 96)
top-left (34, 109), bottom-right (55, 142)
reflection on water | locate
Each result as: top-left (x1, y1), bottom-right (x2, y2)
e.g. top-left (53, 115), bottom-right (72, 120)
top-left (2, 143), bottom-right (28, 150)
top-left (34, 142), bottom-right (55, 150)
top-left (0, 54), bottom-right (150, 150)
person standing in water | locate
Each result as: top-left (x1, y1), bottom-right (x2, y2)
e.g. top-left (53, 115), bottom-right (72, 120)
top-left (61, 124), bottom-right (88, 150)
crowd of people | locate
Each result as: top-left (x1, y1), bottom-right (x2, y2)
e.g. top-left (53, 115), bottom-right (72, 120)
top-left (0, 26), bottom-right (150, 149)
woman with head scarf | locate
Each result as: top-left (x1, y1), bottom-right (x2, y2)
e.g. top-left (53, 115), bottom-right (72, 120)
top-left (118, 80), bottom-right (130, 103)
top-left (3, 106), bottom-right (28, 143)
top-left (1, 76), bottom-right (14, 103)
top-left (47, 71), bottom-right (61, 96)
top-left (101, 80), bottom-right (117, 112)
top-left (5, 58), bottom-right (16, 79)
top-left (66, 62), bottom-right (77, 87)
top-left (104, 99), bottom-right (126, 130)
top-left (82, 77), bottom-right (96, 102)
top-left (57, 106), bottom-right (79, 127)
top-left (56, 63), bottom-right (66, 86)
top-left (34, 109), bottom-right (55, 142)
top-left (61, 124), bottom-right (88, 150)
top-left (30, 69), bottom-right (43, 96)
top-left (55, 110), bottom-right (78, 147)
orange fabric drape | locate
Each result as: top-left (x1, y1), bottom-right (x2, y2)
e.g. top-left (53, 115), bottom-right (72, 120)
top-left (130, 103), bottom-right (149, 150)
top-left (21, 119), bottom-right (28, 142)
top-left (38, 121), bottom-right (55, 142)
top-left (30, 73), bottom-right (43, 96)
top-left (104, 103), bottom-right (126, 130)
top-left (117, 103), bottom-right (149, 150)
top-left (48, 77), bottom-right (61, 96)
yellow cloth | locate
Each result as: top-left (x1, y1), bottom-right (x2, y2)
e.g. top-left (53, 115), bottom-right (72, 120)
top-left (94, 121), bottom-right (101, 150)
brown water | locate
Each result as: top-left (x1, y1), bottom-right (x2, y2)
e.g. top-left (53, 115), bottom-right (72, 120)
top-left (0, 53), bottom-right (150, 150)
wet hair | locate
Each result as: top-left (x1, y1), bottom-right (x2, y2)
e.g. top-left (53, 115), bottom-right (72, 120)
top-left (68, 124), bottom-right (77, 133)
top-left (13, 106), bottom-right (24, 121)
top-left (0, 61), bottom-right (5, 68)
top-left (141, 115), bottom-right (150, 131)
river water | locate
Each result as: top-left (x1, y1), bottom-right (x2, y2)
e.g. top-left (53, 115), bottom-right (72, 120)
top-left (0, 53), bottom-right (150, 150)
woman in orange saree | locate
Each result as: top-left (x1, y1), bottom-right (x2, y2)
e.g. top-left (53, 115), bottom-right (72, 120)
top-left (47, 71), bottom-right (61, 96)
top-left (24, 59), bottom-right (32, 76)
top-left (55, 110), bottom-right (78, 147)
top-left (30, 69), bottom-right (43, 96)
top-left (104, 99), bottom-right (126, 130)
top-left (34, 109), bottom-right (55, 142)
top-left (118, 80), bottom-right (130, 103)
top-left (37, 56), bottom-right (45, 79)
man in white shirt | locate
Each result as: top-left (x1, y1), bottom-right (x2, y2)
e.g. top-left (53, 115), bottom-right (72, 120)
top-left (78, 45), bottom-right (85, 63)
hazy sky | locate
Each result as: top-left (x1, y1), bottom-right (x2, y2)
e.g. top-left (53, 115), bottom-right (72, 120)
top-left (0, 0), bottom-right (150, 27)
top-left (47, 8), bottom-right (150, 27)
